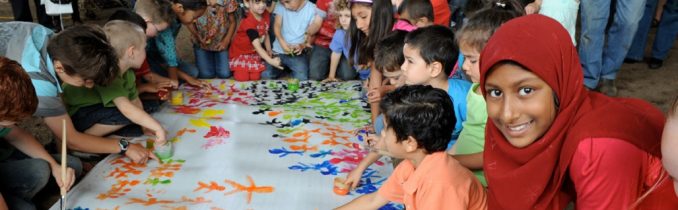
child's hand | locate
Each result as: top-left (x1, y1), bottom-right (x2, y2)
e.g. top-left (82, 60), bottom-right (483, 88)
top-left (322, 77), bottom-right (340, 83)
top-left (280, 41), bottom-right (292, 55)
top-left (344, 168), bottom-right (365, 190)
top-left (268, 57), bottom-right (284, 69)
top-left (50, 164), bottom-right (76, 192)
top-left (154, 127), bottom-right (167, 146)
top-left (216, 39), bottom-right (230, 51)
top-left (125, 143), bottom-right (152, 164)
top-left (185, 76), bottom-right (209, 89)
top-left (304, 34), bottom-right (315, 48)
top-left (154, 81), bottom-right (174, 92)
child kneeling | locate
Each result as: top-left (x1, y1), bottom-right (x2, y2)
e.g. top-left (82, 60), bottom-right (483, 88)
top-left (336, 85), bottom-right (487, 210)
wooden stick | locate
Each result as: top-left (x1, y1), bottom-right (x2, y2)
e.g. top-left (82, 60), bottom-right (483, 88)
top-left (61, 119), bottom-right (67, 210)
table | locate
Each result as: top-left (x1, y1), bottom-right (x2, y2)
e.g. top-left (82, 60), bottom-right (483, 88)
top-left (51, 80), bottom-right (400, 210)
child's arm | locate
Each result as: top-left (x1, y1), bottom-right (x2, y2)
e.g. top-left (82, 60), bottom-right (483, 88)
top-left (323, 52), bottom-right (342, 82)
top-left (154, 29), bottom-right (181, 85)
top-left (335, 192), bottom-right (390, 210)
top-left (368, 63), bottom-right (382, 124)
top-left (112, 96), bottom-right (167, 145)
top-left (345, 151), bottom-right (382, 190)
top-left (264, 34), bottom-right (273, 57)
top-left (273, 15), bottom-right (292, 54)
top-left (251, 32), bottom-right (283, 69)
top-left (451, 152), bottom-right (484, 170)
top-left (217, 12), bottom-right (237, 51)
top-left (303, 14), bottom-right (323, 48)
top-left (367, 85), bottom-right (396, 104)
top-left (0, 194), bottom-right (6, 210)
top-left (4, 125), bottom-right (76, 192)
top-left (43, 114), bottom-right (151, 163)
top-left (177, 70), bottom-right (209, 88)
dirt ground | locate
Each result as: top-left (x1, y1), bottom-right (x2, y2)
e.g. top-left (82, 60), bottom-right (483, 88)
top-left (0, 2), bottom-right (676, 209)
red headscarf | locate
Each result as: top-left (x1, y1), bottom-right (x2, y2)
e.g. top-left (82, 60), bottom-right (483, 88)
top-left (479, 15), bottom-right (665, 209)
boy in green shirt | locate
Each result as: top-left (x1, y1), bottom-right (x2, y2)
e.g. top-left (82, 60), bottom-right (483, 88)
top-left (63, 21), bottom-right (167, 162)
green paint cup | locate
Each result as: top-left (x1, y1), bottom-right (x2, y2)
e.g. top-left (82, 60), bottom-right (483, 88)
top-left (287, 78), bottom-right (299, 92)
top-left (154, 141), bottom-right (173, 160)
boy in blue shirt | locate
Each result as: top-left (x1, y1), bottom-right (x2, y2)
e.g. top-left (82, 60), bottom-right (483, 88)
top-left (264, 0), bottom-right (323, 80)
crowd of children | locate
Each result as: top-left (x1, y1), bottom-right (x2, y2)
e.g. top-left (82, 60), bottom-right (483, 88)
top-left (0, 0), bottom-right (677, 209)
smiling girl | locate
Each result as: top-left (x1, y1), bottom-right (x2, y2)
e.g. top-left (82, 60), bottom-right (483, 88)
top-left (480, 15), bottom-right (678, 209)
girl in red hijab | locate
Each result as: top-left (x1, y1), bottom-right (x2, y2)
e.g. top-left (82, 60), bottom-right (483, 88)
top-left (479, 14), bottom-right (678, 210)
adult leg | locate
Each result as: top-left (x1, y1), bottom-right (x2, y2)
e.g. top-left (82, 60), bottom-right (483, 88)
top-left (578, 0), bottom-right (611, 89)
top-left (649, 0), bottom-right (678, 69)
top-left (308, 45), bottom-right (331, 81)
top-left (194, 45), bottom-right (216, 78)
top-left (215, 50), bottom-right (232, 79)
top-left (625, 0), bottom-right (658, 61)
top-left (9, 0), bottom-right (33, 22)
top-left (33, 0), bottom-right (54, 29)
top-left (600, 0), bottom-right (647, 81)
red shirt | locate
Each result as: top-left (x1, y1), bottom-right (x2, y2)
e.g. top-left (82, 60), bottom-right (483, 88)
top-left (134, 59), bottom-right (151, 81)
top-left (313, 0), bottom-right (335, 48)
top-left (229, 11), bottom-right (271, 58)
top-left (431, 0), bottom-right (450, 26)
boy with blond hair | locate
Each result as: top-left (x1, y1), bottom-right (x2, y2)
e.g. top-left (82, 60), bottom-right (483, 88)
top-left (0, 22), bottom-right (154, 165)
top-left (62, 20), bottom-right (166, 162)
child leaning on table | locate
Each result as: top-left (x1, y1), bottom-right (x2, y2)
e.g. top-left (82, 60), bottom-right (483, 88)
top-left (336, 85), bottom-right (487, 210)
top-left (62, 20), bottom-right (166, 158)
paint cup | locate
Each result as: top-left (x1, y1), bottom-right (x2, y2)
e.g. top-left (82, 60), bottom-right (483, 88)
top-left (287, 78), bottom-right (299, 92)
top-left (157, 89), bottom-right (169, 100)
top-left (333, 177), bottom-right (349, 195)
top-left (170, 90), bottom-right (183, 106)
top-left (154, 141), bottom-right (173, 160)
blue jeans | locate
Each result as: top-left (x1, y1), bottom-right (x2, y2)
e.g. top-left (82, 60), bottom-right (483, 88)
top-left (0, 152), bottom-right (82, 210)
top-left (651, 0), bottom-right (678, 60)
top-left (265, 53), bottom-right (310, 80)
top-left (579, 0), bottom-right (646, 88)
top-left (626, 0), bottom-right (659, 60)
top-left (147, 52), bottom-right (200, 78)
top-left (194, 45), bottom-right (231, 79)
top-left (308, 45), bottom-right (357, 81)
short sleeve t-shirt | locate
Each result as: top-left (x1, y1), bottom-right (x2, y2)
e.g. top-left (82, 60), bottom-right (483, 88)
top-left (272, 1), bottom-right (319, 54)
top-left (0, 22), bottom-right (66, 117)
top-left (447, 78), bottom-right (472, 144)
top-left (378, 152), bottom-right (488, 210)
top-left (147, 20), bottom-right (181, 67)
top-left (455, 83), bottom-right (487, 186)
top-left (63, 70), bottom-right (139, 115)
top-left (229, 11), bottom-right (271, 58)
top-left (328, 29), bottom-right (349, 58)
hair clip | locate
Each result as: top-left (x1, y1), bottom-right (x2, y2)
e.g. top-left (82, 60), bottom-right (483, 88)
top-left (495, 2), bottom-right (506, 8)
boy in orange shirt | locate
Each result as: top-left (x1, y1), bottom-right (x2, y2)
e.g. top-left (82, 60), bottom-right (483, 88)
top-left (336, 85), bottom-right (487, 210)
